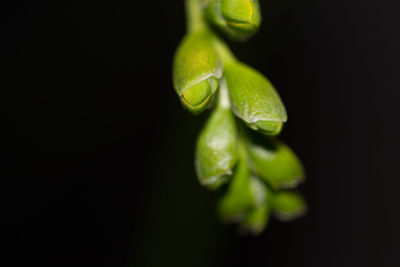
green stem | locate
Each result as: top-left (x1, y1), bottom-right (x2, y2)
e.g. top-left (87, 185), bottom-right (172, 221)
top-left (185, 0), bottom-right (237, 64)
top-left (212, 35), bottom-right (237, 65)
top-left (236, 121), bottom-right (253, 165)
top-left (185, 0), bottom-right (207, 33)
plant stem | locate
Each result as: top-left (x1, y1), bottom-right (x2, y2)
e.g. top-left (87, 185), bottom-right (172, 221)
top-left (185, 0), bottom-right (207, 33)
top-left (185, 0), bottom-right (237, 64)
top-left (212, 35), bottom-right (237, 65)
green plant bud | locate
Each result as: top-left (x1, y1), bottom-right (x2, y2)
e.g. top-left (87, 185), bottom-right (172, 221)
top-left (217, 159), bottom-right (253, 221)
top-left (224, 61), bottom-right (287, 135)
top-left (244, 131), bottom-right (305, 189)
top-left (205, 0), bottom-right (261, 40)
top-left (272, 191), bottom-right (307, 221)
top-left (239, 204), bottom-right (270, 235)
top-left (195, 84), bottom-right (238, 189)
top-left (239, 177), bottom-right (271, 235)
top-left (173, 30), bottom-right (222, 114)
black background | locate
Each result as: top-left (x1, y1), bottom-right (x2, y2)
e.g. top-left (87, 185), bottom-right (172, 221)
top-left (2, 0), bottom-right (400, 266)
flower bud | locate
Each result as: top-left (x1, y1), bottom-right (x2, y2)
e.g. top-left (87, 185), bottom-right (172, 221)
top-left (205, 0), bottom-right (261, 40)
top-left (239, 204), bottom-right (270, 235)
top-left (173, 30), bottom-right (222, 114)
top-left (217, 159), bottom-right (254, 221)
top-left (272, 191), bottom-right (307, 221)
top-left (245, 131), bottom-right (305, 189)
top-left (195, 84), bottom-right (238, 189)
top-left (239, 177), bottom-right (271, 235)
top-left (224, 61), bottom-right (287, 135)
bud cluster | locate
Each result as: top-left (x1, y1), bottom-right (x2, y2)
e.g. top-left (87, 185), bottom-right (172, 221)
top-left (172, 0), bottom-right (306, 235)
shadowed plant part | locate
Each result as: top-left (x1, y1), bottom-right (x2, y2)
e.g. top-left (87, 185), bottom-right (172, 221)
top-left (172, 0), bottom-right (307, 235)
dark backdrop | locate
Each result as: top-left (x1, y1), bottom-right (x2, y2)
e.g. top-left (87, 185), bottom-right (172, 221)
top-left (2, 0), bottom-right (400, 266)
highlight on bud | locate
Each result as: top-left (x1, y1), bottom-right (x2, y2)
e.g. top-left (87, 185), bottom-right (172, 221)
top-left (173, 30), bottom-right (222, 114)
top-left (195, 85), bottom-right (238, 189)
top-left (224, 61), bottom-right (287, 135)
top-left (244, 131), bottom-right (305, 189)
top-left (271, 191), bottom-right (307, 221)
top-left (205, 0), bottom-right (261, 40)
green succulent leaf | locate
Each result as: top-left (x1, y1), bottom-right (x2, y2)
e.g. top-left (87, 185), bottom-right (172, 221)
top-left (217, 158), bottom-right (253, 221)
top-left (195, 84), bottom-right (238, 189)
top-left (244, 131), bottom-right (305, 189)
top-left (173, 30), bottom-right (222, 114)
top-left (239, 177), bottom-right (271, 235)
top-left (224, 61), bottom-right (287, 135)
top-left (272, 190), bottom-right (307, 221)
top-left (205, 0), bottom-right (261, 40)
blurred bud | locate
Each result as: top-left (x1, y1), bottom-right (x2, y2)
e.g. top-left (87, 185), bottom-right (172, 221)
top-left (245, 131), bottom-right (305, 189)
top-left (272, 191), bottom-right (307, 221)
top-left (239, 204), bottom-right (270, 235)
top-left (195, 83), bottom-right (238, 189)
top-left (173, 30), bottom-right (222, 114)
top-left (217, 159), bottom-right (253, 221)
top-left (239, 177), bottom-right (271, 235)
top-left (224, 61), bottom-right (287, 135)
top-left (205, 0), bottom-right (261, 40)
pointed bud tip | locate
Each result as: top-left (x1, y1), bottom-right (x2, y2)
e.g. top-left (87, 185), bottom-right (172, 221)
top-left (253, 121), bottom-right (284, 136)
top-left (182, 80), bottom-right (212, 107)
top-left (181, 78), bottom-right (219, 113)
top-left (226, 21), bottom-right (258, 32)
top-left (221, 0), bottom-right (261, 29)
top-left (272, 192), bottom-right (308, 221)
top-left (205, 0), bottom-right (261, 40)
top-left (200, 174), bottom-right (229, 190)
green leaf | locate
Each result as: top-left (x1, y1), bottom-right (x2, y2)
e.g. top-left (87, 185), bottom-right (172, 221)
top-left (272, 191), bottom-right (307, 221)
top-left (244, 131), bottom-right (305, 189)
top-left (205, 0), bottom-right (261, 40)
top-left (195, 84), bottom-right (238, 189)
top-left (238, 177), bottom-right (271, 235)
top-left (224, 61), bottom-right (287, 135)
top-left (217, 158), bottom-right (253, 221)
top-left (173, 30), bottom-right (222, 114)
